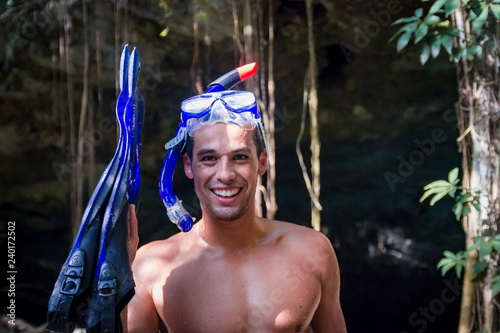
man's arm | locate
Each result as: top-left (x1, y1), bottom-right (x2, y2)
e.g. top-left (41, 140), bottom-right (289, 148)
top-left (310, 233), bottom-right (347, 333)
top-left (126, 257), bottom-right (161, 333)
top-left (121, 205), bottom-right (162, 333)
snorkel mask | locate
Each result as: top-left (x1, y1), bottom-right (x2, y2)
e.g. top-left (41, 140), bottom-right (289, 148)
top-left (159, 63), bottom-right (265, 232)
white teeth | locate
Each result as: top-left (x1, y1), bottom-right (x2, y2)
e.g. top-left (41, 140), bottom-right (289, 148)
top-left (213, 189), bottom-right (239, 197)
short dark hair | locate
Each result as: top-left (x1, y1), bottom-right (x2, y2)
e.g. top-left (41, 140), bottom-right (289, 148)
top-left (185, 126), bottom-right (265, 161)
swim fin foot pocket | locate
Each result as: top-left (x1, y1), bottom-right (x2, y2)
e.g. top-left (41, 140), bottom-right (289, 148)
top-left (47, 45), bottom-right (144, 333)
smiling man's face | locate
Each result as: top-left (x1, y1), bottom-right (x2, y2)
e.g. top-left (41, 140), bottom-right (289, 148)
top-left (183, 123), bottom-right (267, 222)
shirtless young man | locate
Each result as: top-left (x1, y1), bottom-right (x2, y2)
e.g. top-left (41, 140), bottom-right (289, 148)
top-left (123, 88), bottom-right (347, 332)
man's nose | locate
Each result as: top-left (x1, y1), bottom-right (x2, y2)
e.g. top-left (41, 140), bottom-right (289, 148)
top-left (217, 157), bottom-right (235, 183)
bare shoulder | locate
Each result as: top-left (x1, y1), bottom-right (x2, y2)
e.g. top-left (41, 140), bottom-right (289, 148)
top-left (132, 230), bottom-right (196, 283)
top-left (269, 220), bottom-right (338, 275)
top-left (272, 220), bottom-right (334, 251)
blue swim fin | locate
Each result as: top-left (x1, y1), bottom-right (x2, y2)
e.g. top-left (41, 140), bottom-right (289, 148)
top-left (47, 45), bottom-right (144, 333)
top-left (86, 48), bottom-right (143, 333)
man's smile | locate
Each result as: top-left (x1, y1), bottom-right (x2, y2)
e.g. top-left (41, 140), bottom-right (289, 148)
top-left (211, 188), bottom-right (241, 198)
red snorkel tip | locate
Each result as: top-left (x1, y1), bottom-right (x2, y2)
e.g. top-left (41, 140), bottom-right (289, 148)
top-left (237, 62), bottom-right (257, 82)
top-left (206, 62), bottom-right (258, 92)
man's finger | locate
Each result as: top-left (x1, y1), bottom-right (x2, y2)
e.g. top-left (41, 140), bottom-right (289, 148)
top-left (128, 204), bottom-right (139, 265)
top-left (128, 204), bottom-right (138, 239)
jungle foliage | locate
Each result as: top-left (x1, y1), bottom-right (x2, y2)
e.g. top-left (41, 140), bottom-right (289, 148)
top-left (393, 0), bottom-right (500, 331)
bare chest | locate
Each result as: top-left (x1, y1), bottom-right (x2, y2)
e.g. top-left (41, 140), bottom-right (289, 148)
top-left (153, 252), bottom-right (321, 332)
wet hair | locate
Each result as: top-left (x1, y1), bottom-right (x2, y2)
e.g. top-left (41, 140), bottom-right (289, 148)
top-left (185, 125), bottom-right (265, 161)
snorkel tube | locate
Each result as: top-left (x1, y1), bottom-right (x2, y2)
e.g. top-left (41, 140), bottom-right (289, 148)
top-left (159, 62), bottom-right (257, 232)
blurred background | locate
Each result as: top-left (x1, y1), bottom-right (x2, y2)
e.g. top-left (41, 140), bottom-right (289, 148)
top-left (0, 0), bottom-right (464, 332)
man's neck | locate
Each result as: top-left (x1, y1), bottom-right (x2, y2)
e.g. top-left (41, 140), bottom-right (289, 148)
top-left (196, 209), bottom-right (271, 253)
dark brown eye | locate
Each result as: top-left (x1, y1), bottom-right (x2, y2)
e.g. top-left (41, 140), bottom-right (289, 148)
top-left (234, 154), bottom-right (249, 160)
top-left (201, 156), bottom-right (217, 162)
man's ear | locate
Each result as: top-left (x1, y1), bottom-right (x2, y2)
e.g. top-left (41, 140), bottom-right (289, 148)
top-left (183, 153), bottom-right (194, 179)
top-left (258, 149), bottom-right (268, 176)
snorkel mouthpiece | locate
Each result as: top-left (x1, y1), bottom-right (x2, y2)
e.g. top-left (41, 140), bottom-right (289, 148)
top-left (166, 194), bottom-right (192, 232)
top-left (159, 63), bottom-right (258, 232)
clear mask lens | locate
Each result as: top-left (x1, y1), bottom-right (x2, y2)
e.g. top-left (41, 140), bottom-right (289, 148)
top-left (181, 90), bottom-right (257, 118)
top-left (222, 92), bottom-right (256, 110)
top-left (182, 95), bottom-right (215, 114)
top-left (186, 104), bottom-right (259, 136)
top-left (181, 90), bottom-right (260, 137)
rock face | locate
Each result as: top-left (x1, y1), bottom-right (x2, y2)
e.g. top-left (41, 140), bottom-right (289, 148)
top-left (0, 1), bottom-right (463, 331)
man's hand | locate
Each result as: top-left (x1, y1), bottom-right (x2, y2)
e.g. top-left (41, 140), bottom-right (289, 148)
top-left (127, 204), bottom-right (139, 265)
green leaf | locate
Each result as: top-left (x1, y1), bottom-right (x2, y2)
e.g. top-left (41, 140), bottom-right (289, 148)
top-left (467, 9), bottom-right (478, 21)
top-left (469, 44), bottom-right (483, 58)
top-left (431, 36), bottom-right (442, 58)
top-left (437, 258), bottom-right (451, 269)
top-left (472, 202), bottom-right (481, 212)
top-left (425, 15), bottom-right (441, 24)
top-left (448, 168), bottom-right (459, 183)
top-left (455, 262), bottom-right (463, 278)
top-left (397, 31), bottom-right (412, 52)
top-left (492, 280), bottom-right (500, 297)
top-left (429, 0), bottom-right (447, 14)
top-left (437, 20), bottom-right (451, 27)
top-left (454, 203), bottom-right (464, 220)
top-left (424, 180), bottom-right (452, 189)
top-left (442, 262), bottom-right (456, 275)
top-left (389, 26), bottom-right (408, 42)
top-left (462, 204), bottom-right (471, 216)
top-left (420, 43), bottom-right (431, 65)
top-left (437, 258), bottom-right (456, 275)
top-left (390, 20), bottom-right (429, 42)
top-left (469, 242), bottom-right (483, 252)
top-left (415, 23), bottom-right (429, 44)
top-left (437, 251), bottom-right (467, 277)
top-left (424, 187), bottom-right (454, 196)
top-left (448, 186), bottom-right (457, 198)
top-left (437, 258), bottom-right (452, 269)
top-left (443, 250), bottom-right (457, 259)
top-left (420, 186), bottom-right (452, 203)
top-left (473, 6), bottom-right (489, 31)
top-left (441, 263), bottom-right (455, 276)
top-left (473, 260), bottom-right (489, 274)
top-left (420, 187), bottom-right (447, 202)
top-left (448, 28), bottom-right (461, 37)
top-left (430, 190), bottom-right (448, 206)
top-left (406, 22), bottom-right (420, 34)
top-left (492, 5), bottom-right (500, 19)
top-left (392, 16), bottom-right (419, 26)
top-left (492, 241), bottom-right (500, 252)
top-left (415, 8), bottom-right (424, 17)
top-left (437, 20), bottom-right (450, 28)
top-left (478, 243), bottom-right (493, 258)
top-left (445, 0), bottom-right (461, 15)
top-left (457, 192), bottom-right (473, 204)
top-left (473, 236), bottom-right (485, 243)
